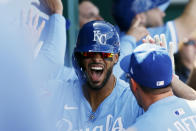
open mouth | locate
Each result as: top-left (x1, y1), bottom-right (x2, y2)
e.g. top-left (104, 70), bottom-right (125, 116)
top-left (89, 64), bottom-right (104, 82)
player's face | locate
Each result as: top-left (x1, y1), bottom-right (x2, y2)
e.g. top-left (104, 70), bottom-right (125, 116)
top-left (79, 1), bottom-right (103, 28)
top-left (81, 52), bottom-right (118, 90)
top-left (144, 8), bottom-right (165, 27)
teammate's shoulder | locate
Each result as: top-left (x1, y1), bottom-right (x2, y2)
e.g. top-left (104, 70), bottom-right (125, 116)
top-left (128, 110), bottom-right (161, 131)
top-left (115, 78), bottom-right (135, 98)
top-left (127, 115), bottom-right (153, 131)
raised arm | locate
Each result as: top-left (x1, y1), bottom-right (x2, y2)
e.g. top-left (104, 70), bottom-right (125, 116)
top-left (175, 0), bottom-right (196, 42)
top-left (126, 16), bottom-right (149, 42)
top-left (120, 16), bottom-right (148, 59)
top-left (187, 58), bottom-right (196, 90)
top-left (114, 16), bottom-right (148, 79)
top-left (36, 0), bottom-right (66, 65)
top-left (172, 74), bottom-right (196, 100)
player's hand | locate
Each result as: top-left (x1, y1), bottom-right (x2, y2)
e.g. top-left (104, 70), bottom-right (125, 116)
top-left (143, 34), bottom-right (176, 72)
top-left (126, 16), bottom-right (149, 42)
top-left (21, 9), bottom-right (45, 58)
top-left (142, 34), bottom-right (168, 49)
top-left (32, 0), bottom-right (63, 15)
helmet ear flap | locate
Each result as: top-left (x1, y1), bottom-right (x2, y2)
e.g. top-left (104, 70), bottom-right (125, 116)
top-left (74, 52), bottom-right (84, 68)
top-left (72, 51), bottom-right (87, 84)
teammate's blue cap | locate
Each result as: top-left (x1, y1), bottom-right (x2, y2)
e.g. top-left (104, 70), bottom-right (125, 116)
top-left (120, 43), bottom-right (172, 89)
top-left (112, 0), bottom-right (170, 32)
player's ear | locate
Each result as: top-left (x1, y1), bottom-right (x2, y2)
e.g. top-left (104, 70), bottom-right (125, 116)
top-left (130, 78), bottom-right (138, 93)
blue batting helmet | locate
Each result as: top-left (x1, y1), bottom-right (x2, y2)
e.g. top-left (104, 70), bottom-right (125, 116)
top-left (72, 20), bottom-right (120, 83)
top-left (112, 0), bottom-right (170, 32)
top-left (74, 20), bottom-right (120, 53)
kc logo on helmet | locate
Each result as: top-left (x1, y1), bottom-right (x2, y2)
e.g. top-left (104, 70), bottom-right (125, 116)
top-left (93, 30), bottom-right (107, 45)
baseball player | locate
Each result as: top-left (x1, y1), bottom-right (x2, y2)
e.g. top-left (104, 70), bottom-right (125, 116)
top-left (44, 20), bottom-right (196, 131)
top-left (32, 1), bottom-right (196, 129)
top-left (44, 20), bottom-right (143, 131)
top-left (33, 0), bottom-right (66, 67)
top-left (120, 43), bottom-right (196, 131)
top-left (30, 0), bottom-right (71, 82)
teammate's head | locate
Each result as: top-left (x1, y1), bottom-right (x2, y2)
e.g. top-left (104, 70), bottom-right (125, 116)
top-left (120, 44), bottom-right (173, 109)
top-left (73, 20), bottom-right (120, 90)
top-left (79, 0), bottom-right (103, 28)
top-left (112, 0), bottom-right (170, 32)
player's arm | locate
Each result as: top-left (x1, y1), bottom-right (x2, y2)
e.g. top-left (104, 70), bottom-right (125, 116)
top-left (187, 58), bottom-right (196, 90)
top-left (126, 15), bottom-right (149, 42)
top-left (174, 0), bottom-right (196, 42)
top-left (36, 0), bottom-right (66, 65)
top-left (172, 74), bottom-right (196, 100)
top-left (120, 16), bottom-right (148, 59)
top-left (31, 0), bottom-right (69, 81)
